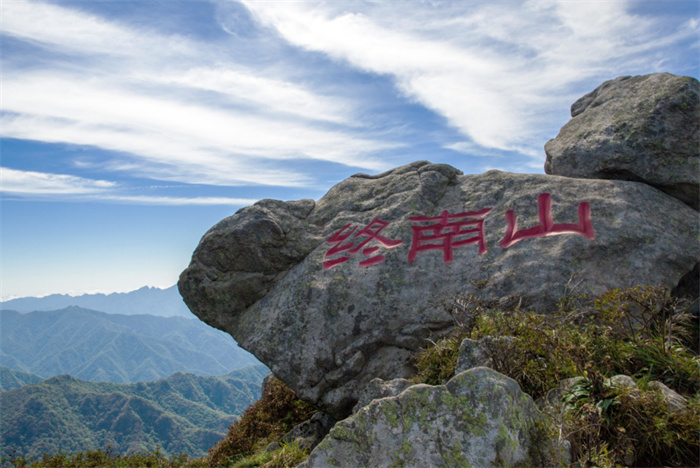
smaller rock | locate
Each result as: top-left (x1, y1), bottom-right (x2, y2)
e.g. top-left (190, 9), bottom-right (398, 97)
top-left (280, 412), bottom-right (336, 452)
top-left (542, 376), bottom-right (586, 410)
top-left (455, 336), bottom-right (516, 374)
top-left (649, 381), bottom-right (688, 411)
top-left (352, 377), bottom-right (413, 414)
top-left (301, 367), bottom-right (565, 468)
top-left (608, 374), bottom-right (638, 389)
top-left (265, 441), bottom-right (281, 453)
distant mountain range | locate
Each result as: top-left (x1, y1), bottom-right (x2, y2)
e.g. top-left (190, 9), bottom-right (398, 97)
top-left (0, 285), bottom-right (191, 317)
top-left (0, 307), bottom-right (262, 383)
top-left (0, 365), bottom-right (268, 459)
top-left (0, 367), bottom-right (43, 392)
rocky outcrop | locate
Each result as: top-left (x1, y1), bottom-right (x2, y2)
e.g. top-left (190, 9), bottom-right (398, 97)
top-left (180, 162), bottom-right (698, 418)
top-left (456, 336), bottom-right (515, 375)
top-left (352, 377), bottom-right (413, 414)
top-left (299, 367), bottom-right (561, 468)
top-left (544, 73), bottom-right (699, 210)
top-left (268, 412), bottom-right (336, 453)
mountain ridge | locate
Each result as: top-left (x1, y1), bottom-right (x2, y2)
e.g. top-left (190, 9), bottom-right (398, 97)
top-left (0, 285), bottom-right (191, 317)
top-left (0, 307), bottom-right (261, 383)
top-left (0, 365), bottom-right (268, 459)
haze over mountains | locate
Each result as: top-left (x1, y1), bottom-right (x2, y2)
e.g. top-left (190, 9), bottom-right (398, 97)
top-left (0, 285), bottom-right (269, 459)
top-left (0, 307), bottom-right (260, 383)
top-left (1, 285), bottom-right (263, 383)
top-left (1, 285), bottom-right (191, 317)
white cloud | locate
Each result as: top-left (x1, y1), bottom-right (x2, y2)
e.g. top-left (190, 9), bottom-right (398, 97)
top-left (240, 0), bottom-right (696, 156)
top-left (155, 67), bottom-right (354, 124)
top-left (0, 0), bottom-right (195, 59)
top-left (93, 195), bottom-right (258, 206)
top-left (1, 167), bottom-right (116, 194)
top-left (2, 73), bottom-right (393, 183)
top-left (1, 0), bottom-right (394, 190)
top-left (0, 167), bottom-right (257, 206)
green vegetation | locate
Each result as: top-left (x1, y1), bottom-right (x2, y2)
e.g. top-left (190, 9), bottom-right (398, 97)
top-left (206, 376), bottom-right (315, 467)
top-left (412, 285), bottom-right (700, 466)
top-left (0, 308), bottom-right (260, 383)
top-left (559, 373), bottom-right (699, 467)
top-left (1, 446), bottom-right (205, 468)
top-left (1, 366), bottom-right (267, 461)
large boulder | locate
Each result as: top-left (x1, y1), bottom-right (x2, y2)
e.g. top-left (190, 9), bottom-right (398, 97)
top-left (544, 73), bottom-right (699, 210)
top-left (298, 367), bottom-right (561, 468)
top-left (179, 161), bottom-right (698, 418)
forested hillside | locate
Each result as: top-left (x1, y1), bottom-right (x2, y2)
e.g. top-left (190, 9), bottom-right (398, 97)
top-left (0, 365), bottom-right (268, 459)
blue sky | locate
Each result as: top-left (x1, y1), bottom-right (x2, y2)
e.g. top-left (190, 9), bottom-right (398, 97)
top-left (1, 0), bottom-right (698, 299)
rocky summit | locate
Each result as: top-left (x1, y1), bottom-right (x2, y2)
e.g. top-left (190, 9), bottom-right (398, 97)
top-left (544, 73), bottom-right (699, 210)
top-left (179, 72), bottom-right (699, 462)
top-left (180, 169), bottom-right (697, 418)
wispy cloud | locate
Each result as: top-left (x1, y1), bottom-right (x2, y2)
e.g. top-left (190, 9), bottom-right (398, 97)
top-left (1, 0), bottom-right (394, 192)
top-left (0, 167), bottom-right (256, 206)
top-left (0, 0), bottom-right (195, 59)
top-left (240, 0), bottom-right (698, 157)
top-left (2, 73), bottom-right (392, 185)
top-left (1, 167), bottom-right (116, 195)
top-left (1, 0), bottom-right (696, 199)
top-left (93, 195), bottom-right (258, 206)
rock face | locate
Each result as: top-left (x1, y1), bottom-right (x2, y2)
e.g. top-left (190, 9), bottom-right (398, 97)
top-left (179, 161), bottom-right (698, 418)
top-left (299, 367), bottom-right (555, 468)
top-left (544, 73), bottom-right (699, 210)
top-left (455, 336), bottom-right (515, 375)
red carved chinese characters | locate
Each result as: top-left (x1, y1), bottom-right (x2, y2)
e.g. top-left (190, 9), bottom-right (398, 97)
top-left (499, 193), bottom-right (594, 248)
top-left (323, 218), bottom-right (404, 270)
top-left (408, 208), bottom-right (492, 263)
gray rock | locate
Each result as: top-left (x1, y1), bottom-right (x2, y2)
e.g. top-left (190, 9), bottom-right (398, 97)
top-left (280, 412), bottom-right (336, 452)
top-left (672, 262), bottom-right (699, 317)
top-left (545, 73), bottom-right (700, 210)
top-left (649, 381), bottom-right (688, 411)
top-left (299, 367), bottom-right (562, 468)
top-left (180, 161), bottom-right (698, 418)
top-left (352, 377), bottom-right (413, 414)
top-left (455, 336), bottom-right (516, 374)
top-left (608, 374), bottom-right (638, 389)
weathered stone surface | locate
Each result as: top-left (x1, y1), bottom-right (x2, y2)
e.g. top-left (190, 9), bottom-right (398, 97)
top-left (608, 374), bottom-right (638, 389)
top-left (278, 412), bottom-right (336, 452)
top-left (456, 336), bottom-right (516, 374)
top-left (299, 367), bottom-right (559, 468)
top-left (545, 73), bottom-right (700, 209)
top-left (648, 381), bottom-right (688, 412)
top-left (352, 377), bottom-right (413, 414)
top-left (180, 161), bottom-right (698, 418)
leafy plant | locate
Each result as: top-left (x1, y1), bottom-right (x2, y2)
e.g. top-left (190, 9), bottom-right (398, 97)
top-left (561, 374), bottom-right (699, 467)
top-left (206, 377), bottom-right (315, 467)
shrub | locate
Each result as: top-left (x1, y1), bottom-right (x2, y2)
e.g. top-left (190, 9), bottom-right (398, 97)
top-left (0, 446), bottom-right (204, 468)
top-left (562, 373), bottom-right (700, 467)
top-left (206, 377), bottom-right (315, 467)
